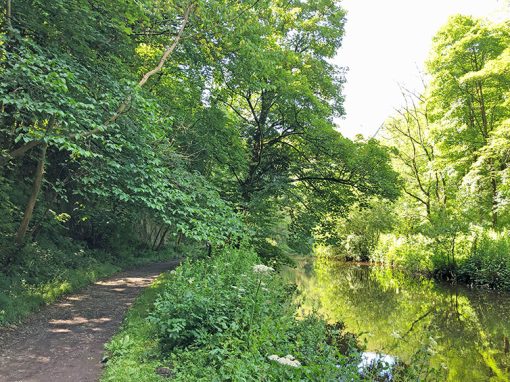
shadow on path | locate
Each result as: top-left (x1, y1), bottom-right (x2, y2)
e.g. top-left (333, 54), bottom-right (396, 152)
top-left (0, 260), bottom-right (179, 382)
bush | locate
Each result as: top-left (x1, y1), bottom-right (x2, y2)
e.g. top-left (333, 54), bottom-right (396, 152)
top-left (150, 249), bottom-right (266, 350)
top-left (373, 234), bottom-right (434, 274)
top-left (458, 230), bottom-right (510, 289)
top-left (334, 198), bottom-right (396, 262)
top-left (254, 238), bottom-right (295, 267)
top-left (110, 248), bottom-right (364, 381)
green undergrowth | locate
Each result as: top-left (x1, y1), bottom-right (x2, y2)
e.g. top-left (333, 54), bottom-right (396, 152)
top-left (0, 237), bottom-right (179, 326)
top-left (372, 230), bottom-right (510, 290)
top-left (102, 248), bottom-right (439, 381)
top-left (101, 248), bottom-right (367, 381)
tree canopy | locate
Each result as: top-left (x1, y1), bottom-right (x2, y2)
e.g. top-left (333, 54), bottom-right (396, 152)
top-left (0, 0), bottom-right (397, 258)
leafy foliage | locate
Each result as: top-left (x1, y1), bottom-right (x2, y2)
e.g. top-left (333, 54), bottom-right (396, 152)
top-left (105, 248), bottom-right (366, 381)
top-left (349, 15), bottom-right (510, 289)
top-left (0, 0), bottom-right (398, 270)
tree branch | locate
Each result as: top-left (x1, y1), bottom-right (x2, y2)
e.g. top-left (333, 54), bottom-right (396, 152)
top-left (76, 3), bottom-right (195, 139)
top-left (0, 140), bottom-right (43, 167)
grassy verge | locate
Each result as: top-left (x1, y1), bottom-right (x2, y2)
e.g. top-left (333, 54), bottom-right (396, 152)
top-left (101, 271), bottom-right (177, 381)
top-left (102, 248), bottom-right (364, 381)
top-left (0, 239), bottom-right (178, 326)
top-left (102, 248), bottom-right (442, 381)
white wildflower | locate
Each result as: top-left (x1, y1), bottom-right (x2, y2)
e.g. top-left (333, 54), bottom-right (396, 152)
top-left (268, 354), bottom-right (301, 368)
top-left (252, 264), bottom-right (275, 274)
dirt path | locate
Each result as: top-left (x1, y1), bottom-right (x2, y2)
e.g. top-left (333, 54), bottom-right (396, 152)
top-left (0, 260), bottom-right (179, 382)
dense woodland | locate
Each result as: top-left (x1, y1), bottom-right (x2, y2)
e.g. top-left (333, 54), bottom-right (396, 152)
top-left (1, 1), bottom-right (509, 380)
top-left (334, 15), bottom-right (510, 290)
top-left (0, 0), bottom-right (397, 308)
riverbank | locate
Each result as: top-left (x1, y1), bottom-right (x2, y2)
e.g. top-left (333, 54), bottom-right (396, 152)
top-left (101, 248), bottom-right (363, 381)
top-left (290, 257), bottom-right (510, 381)
top-left (317, 229), bottom-right (510, 292)
top-left (101, 248), bottom-right (441, 381)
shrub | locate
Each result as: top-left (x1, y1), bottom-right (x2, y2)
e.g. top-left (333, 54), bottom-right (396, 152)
top-left (458, 230), bottom-right (510, 289)
top-left (146, 248), bottom-right (363, 381)
top-left (373, 234), bottom-right (434, 274)
top-left (150, 249), bottom-right (266, 349)
top-left (334, 198), bottom-right (396, 262)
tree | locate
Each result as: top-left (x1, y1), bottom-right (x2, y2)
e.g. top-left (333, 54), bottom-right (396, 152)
top-left (0, 0), bottom-right (398, 258)
top-left (383, 88), bottom-right (450, 223)
top-left (426, 15), bottom-right (510, 227)
top-left (0, 0), bottom-right (198, 243)
top-left (198, 0), bottom-right (398, 249)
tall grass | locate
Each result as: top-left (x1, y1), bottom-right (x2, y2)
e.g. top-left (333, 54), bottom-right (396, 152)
top-left (371, 229), bottom-right (510, 290)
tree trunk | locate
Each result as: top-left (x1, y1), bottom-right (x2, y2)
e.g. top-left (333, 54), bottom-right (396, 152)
top-left (156, 228), bottom-right (169, 251)
top-left (0, 140), bottom-right (43, 168)
top-left (176, 232), bottom-right (184, 246)
top-left (152, 225), bottom-right (165, 251)
top-left (15, 142), bottom-right (48, 244)
top-left (484, 157), bottom-right (499, 228)
top-left (450, 233), bottom-right (456, 270)
top-left (491, 175), bottom-right (498, 228)
top-left (5, 0), bottom-right (12, 29)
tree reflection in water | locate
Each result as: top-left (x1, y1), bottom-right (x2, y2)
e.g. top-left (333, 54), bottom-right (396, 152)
top-left (286, 257), bottom-right (510, 382)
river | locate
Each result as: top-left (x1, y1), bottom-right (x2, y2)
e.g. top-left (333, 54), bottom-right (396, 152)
top-left (286, 257), bottom-right (510, 381)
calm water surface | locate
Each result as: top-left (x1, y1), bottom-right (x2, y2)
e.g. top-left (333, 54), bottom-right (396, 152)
top-left (287, 257), bottom-right (510, 381)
